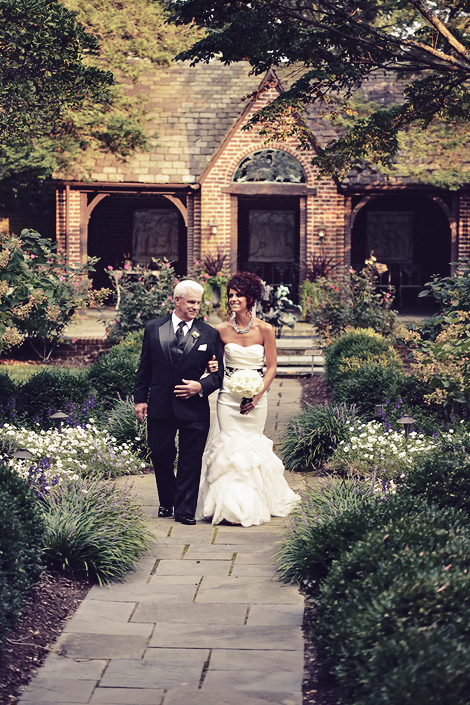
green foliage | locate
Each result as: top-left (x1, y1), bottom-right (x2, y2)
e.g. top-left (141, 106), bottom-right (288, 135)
top-left (312, 500), bottom-right (470, 704)
top-left (42, 473), bottom-right (153, 584)
top-left (404, 433), bottom-right (470, 515)
top-left (102, 396), bottom-right (150, 463)
top-left (0, 229), bottom-right (109, 360)
top-left (0, 463), bottom-right (45, 644)
top-left (308, 269), bottom-right (396, 345)
top-left (0, 1), bottom-right (202, 196)
top-left (406, 311), bottom-right (470, 410)
top-left (300, 279), bottom-right (321, 320)
top-left (171, 0), bottom-right (470, 182)
top-left (280, 403), bottom-right (357, 472)
top-left (87, 346), bottom-right (141, 406)
top-left (17, 368), bottom-right (92, 427)
top-left (106, 259), bottom-right (177, 343)
top-left (0, 0), bottom-right (113, 144)
top-left (332, 364), bottom-right (406, 418)
top-left (277, 478), bottom-right (377, 594)
top-left (325, 328), bottom-right (401, 388)
top-left (419, 258), bottom-right (470, 314)
top-left (0, 370), bottom-right (17, 423)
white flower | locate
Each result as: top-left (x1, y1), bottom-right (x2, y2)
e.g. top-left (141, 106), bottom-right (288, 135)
top-left (228, 369), bottom-right (263, 399)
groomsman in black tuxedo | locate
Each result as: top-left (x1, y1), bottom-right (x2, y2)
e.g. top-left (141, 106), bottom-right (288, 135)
top-left (134, 280), bottom-right (224, 525)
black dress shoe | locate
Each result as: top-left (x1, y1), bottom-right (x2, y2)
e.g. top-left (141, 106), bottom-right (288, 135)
top-left (158, 506), bottom-right (173, 518)
top-left (174, 514), bottom-right (196, 525)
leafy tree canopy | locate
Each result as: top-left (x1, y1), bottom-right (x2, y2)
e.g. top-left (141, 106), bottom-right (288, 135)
top-left (0, 0), bottom-right (113, 143)
top-left (0, 0), bottom-right (202, 211)
top-left (170, 0), bottom-right (470, 183)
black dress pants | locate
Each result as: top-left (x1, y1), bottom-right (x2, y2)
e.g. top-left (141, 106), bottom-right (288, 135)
top-left (147, 416), bottom-right (210, 517)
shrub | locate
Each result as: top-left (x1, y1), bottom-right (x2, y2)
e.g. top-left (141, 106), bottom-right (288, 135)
top-left (307, 267), bottom-right (397, 345)
top-left (405, 310), bottom-right (470, 412)
top-left (403, 431), bottom-right (470, 514)
top-left (419, 257), bottom-right (470, 314)
top-left (87, 346), bottom-right (141, 405)
top-left (110, 328), bottom-right (144, 355)
top-left (278, 478), bottom-right (379, 595)
top-left (278, 487), bottom-right (427, 598)
top-left (0, 464), bottom-right (45, 644)
top-left (325, 328), bottom-right (401, 388)
top-left (280, 403), bottom-right (357, 472)
top-left (106, 259), bottom-right (176, 343)
top-left (42, 473), bottom-right (154, 584)
top-left (312, 500), bottom-right (470, 705)
top-left (17, 367), bottom-right (92, 427)
top-left (0, 371), bottom-right (18, 424)
top-left (332, 364), bottom-right (406, 417)
top-left (0, 229), bottom-right (109, 360)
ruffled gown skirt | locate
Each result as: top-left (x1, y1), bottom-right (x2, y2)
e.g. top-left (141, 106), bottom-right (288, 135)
top-left (196, 345), bottom-right (300, 526)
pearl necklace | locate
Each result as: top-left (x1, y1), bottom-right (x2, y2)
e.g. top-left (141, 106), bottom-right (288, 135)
top-left (232, 309), bottom-right (255, 334)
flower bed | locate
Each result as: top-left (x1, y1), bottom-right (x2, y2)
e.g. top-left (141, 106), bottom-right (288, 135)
top-left (1, 420), bottom-right (145, 491)
top-left (327, 420), bottom-right (440, 479)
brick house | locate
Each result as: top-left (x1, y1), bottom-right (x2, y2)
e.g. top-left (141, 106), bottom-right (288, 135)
top-left (54, 61), bottom-right (464, 307)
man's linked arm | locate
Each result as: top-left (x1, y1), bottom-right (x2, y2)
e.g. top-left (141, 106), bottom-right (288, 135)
top-left (199, 330), bottom-right (224, 397)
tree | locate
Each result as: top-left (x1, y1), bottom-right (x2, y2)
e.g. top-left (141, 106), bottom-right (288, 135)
top-left (170, 0), bottom-right (470, 181)
top-left (0, 229), bottom-right (109, 360)
top-left (0, 0), bottom-right (202, 210)
top-left (0, 0), bottom-right (113, 143)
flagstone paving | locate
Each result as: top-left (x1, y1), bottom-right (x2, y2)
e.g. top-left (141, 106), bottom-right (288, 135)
top-left (18, 379), bottom-right (305, 705)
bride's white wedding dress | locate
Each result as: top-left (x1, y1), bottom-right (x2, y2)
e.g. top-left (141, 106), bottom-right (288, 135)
top-left (196, 343), bottom-right (300, 527)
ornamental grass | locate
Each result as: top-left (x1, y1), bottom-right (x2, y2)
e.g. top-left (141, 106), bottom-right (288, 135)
top-left (41, 473), bottom-right (154, 585)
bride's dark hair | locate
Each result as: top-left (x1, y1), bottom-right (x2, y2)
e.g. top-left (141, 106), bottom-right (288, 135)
top-left (226, 271), bottom-right (263, 313)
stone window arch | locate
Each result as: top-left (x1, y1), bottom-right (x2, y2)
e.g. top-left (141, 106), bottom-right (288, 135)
top-left (232, 149), bottom-right (307, 184)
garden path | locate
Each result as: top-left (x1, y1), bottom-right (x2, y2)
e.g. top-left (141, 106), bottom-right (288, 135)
top-left (18, 379), bottom-right (306, 705)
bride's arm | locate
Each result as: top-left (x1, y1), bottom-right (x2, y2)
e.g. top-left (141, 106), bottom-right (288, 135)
top-left (260, 323), bottom-right (277, 393)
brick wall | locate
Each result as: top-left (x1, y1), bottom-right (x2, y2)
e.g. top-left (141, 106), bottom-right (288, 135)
top-left (56, 188), bottom-right (82, 264)
top-left (459, 194), bottom-right (470, 260)
top-left (198, 84), bottom-right (345, 276)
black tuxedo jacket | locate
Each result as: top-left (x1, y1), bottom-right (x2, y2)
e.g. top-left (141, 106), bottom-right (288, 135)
top-left (134, 316), bottom-right (224, 422)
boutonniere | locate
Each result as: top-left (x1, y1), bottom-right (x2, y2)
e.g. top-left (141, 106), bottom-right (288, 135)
top-left (191, 330), bottom-right (200, 340)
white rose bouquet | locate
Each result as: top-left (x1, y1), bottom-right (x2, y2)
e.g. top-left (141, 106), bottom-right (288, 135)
top-left (228, 369), bottom-right (264, 406)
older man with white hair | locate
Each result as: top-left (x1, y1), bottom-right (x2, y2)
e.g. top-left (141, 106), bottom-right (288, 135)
top-left (134, 280), bottom-right (224, 524)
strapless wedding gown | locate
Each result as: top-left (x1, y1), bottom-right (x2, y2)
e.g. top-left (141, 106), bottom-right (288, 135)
top-left (196, 343), bottom-right (300, 527)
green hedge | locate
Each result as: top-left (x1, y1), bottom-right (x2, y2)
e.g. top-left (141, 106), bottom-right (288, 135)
top-left (0, 464), bottom-right (45, 645)
top-left (15, 368), bottom-right (92, 427)
top-left (332, 364), bottom-right (406, 417)
top-left (87, 346), bottom-right (141, 406)
top-left (325, 328), bottom-right (401, 387)
top-left (404, 436), bottom-right (470, 515)
top-left (313, 499), bottom-right (470, 705)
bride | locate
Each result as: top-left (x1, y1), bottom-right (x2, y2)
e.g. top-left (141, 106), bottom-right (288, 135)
top-left (196, 271), bottom-right (300, 527)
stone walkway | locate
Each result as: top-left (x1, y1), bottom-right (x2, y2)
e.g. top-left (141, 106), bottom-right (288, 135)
top-left (18, 379), bottom-right (306, 705)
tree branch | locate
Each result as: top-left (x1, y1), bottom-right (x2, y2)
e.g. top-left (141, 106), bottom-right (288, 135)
top-left (409, 0), bottom-right (470, 63)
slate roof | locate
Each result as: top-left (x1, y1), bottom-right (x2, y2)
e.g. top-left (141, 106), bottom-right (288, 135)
top-left (72, 60), bottom-right (445, 190)
top-left (84, 61), bottom-right (258, 184)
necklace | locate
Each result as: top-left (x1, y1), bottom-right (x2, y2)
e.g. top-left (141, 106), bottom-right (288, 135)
top-left (232, 309), bottom-right (255, 334)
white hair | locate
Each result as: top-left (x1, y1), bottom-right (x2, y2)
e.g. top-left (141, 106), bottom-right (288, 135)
top-left (174, 280), bottom-right (204, 298)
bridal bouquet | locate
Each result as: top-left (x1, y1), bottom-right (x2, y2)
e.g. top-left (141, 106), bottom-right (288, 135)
top-left (228, 369), bottom-right (264, 405)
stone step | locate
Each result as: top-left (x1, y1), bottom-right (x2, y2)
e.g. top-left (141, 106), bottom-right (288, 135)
top-left (277, 354), bottom-right (325, 366)
top-left (276, 365), bottom-right (324, 378)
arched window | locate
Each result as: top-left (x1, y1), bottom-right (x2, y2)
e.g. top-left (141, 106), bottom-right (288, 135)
top-left (232, 149), bottom-right (306, 184)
